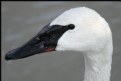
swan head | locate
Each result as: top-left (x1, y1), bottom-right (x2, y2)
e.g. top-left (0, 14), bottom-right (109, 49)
top-left (5, 7), bottom-right (112, 60)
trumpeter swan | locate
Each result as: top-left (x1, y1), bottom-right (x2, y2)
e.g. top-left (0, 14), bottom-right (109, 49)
top-left (5, 7), bottom-right (113, 81)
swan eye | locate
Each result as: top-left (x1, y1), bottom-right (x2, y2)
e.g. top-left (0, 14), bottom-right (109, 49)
top-left (68, 24), bottom-right (75, 30)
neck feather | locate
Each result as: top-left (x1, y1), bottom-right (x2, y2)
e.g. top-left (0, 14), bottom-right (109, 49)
top-left (83, 43), bottom-right (113, 81)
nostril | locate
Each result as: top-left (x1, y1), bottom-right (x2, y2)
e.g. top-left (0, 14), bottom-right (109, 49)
top-left (36, 37), bottom-right (40, 40)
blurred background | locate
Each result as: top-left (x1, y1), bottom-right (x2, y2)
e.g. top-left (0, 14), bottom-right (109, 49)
top-left (2, 1), bottom-right (121, 81)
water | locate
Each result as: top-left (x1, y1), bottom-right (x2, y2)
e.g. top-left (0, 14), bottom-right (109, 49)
top-left (2, 2), bottom-right (121, 81)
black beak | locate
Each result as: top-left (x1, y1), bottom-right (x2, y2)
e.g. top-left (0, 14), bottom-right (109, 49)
top-left (5, 23), bottom-right (72, 60)
top-left (5, 24), bottom-right (56, 60)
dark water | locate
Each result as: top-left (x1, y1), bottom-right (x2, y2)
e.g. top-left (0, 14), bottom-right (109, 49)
top-left (2, 2), bottom-right (121, 81)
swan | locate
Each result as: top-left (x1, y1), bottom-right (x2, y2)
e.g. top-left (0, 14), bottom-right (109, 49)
top-left (5, 7), bottom-right (113, 81)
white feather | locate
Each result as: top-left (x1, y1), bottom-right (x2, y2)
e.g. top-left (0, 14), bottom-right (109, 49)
top-left (50, 7), bottom-right (113, 81)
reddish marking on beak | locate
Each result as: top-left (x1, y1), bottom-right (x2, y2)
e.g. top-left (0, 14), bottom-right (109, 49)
top-left (45, 47), bottom-right (55, 52)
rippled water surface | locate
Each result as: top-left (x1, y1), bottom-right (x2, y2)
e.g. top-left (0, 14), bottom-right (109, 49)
top-left (2, 2), bottom-right (121, 81)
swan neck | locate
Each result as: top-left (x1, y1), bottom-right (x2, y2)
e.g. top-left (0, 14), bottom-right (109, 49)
top-left (83, 47), bottom-right (112, 81)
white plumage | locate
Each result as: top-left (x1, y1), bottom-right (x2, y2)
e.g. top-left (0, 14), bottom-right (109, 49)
top-left (50, 7), bottom-right (113, 81)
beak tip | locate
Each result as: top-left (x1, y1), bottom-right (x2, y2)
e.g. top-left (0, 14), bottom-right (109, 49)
top-left (5, 54), bottom-right (11, 61)
top-left (5, 51), bottom-right (16, 61)
top-left (5, 48), bottom-right (19, 61)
